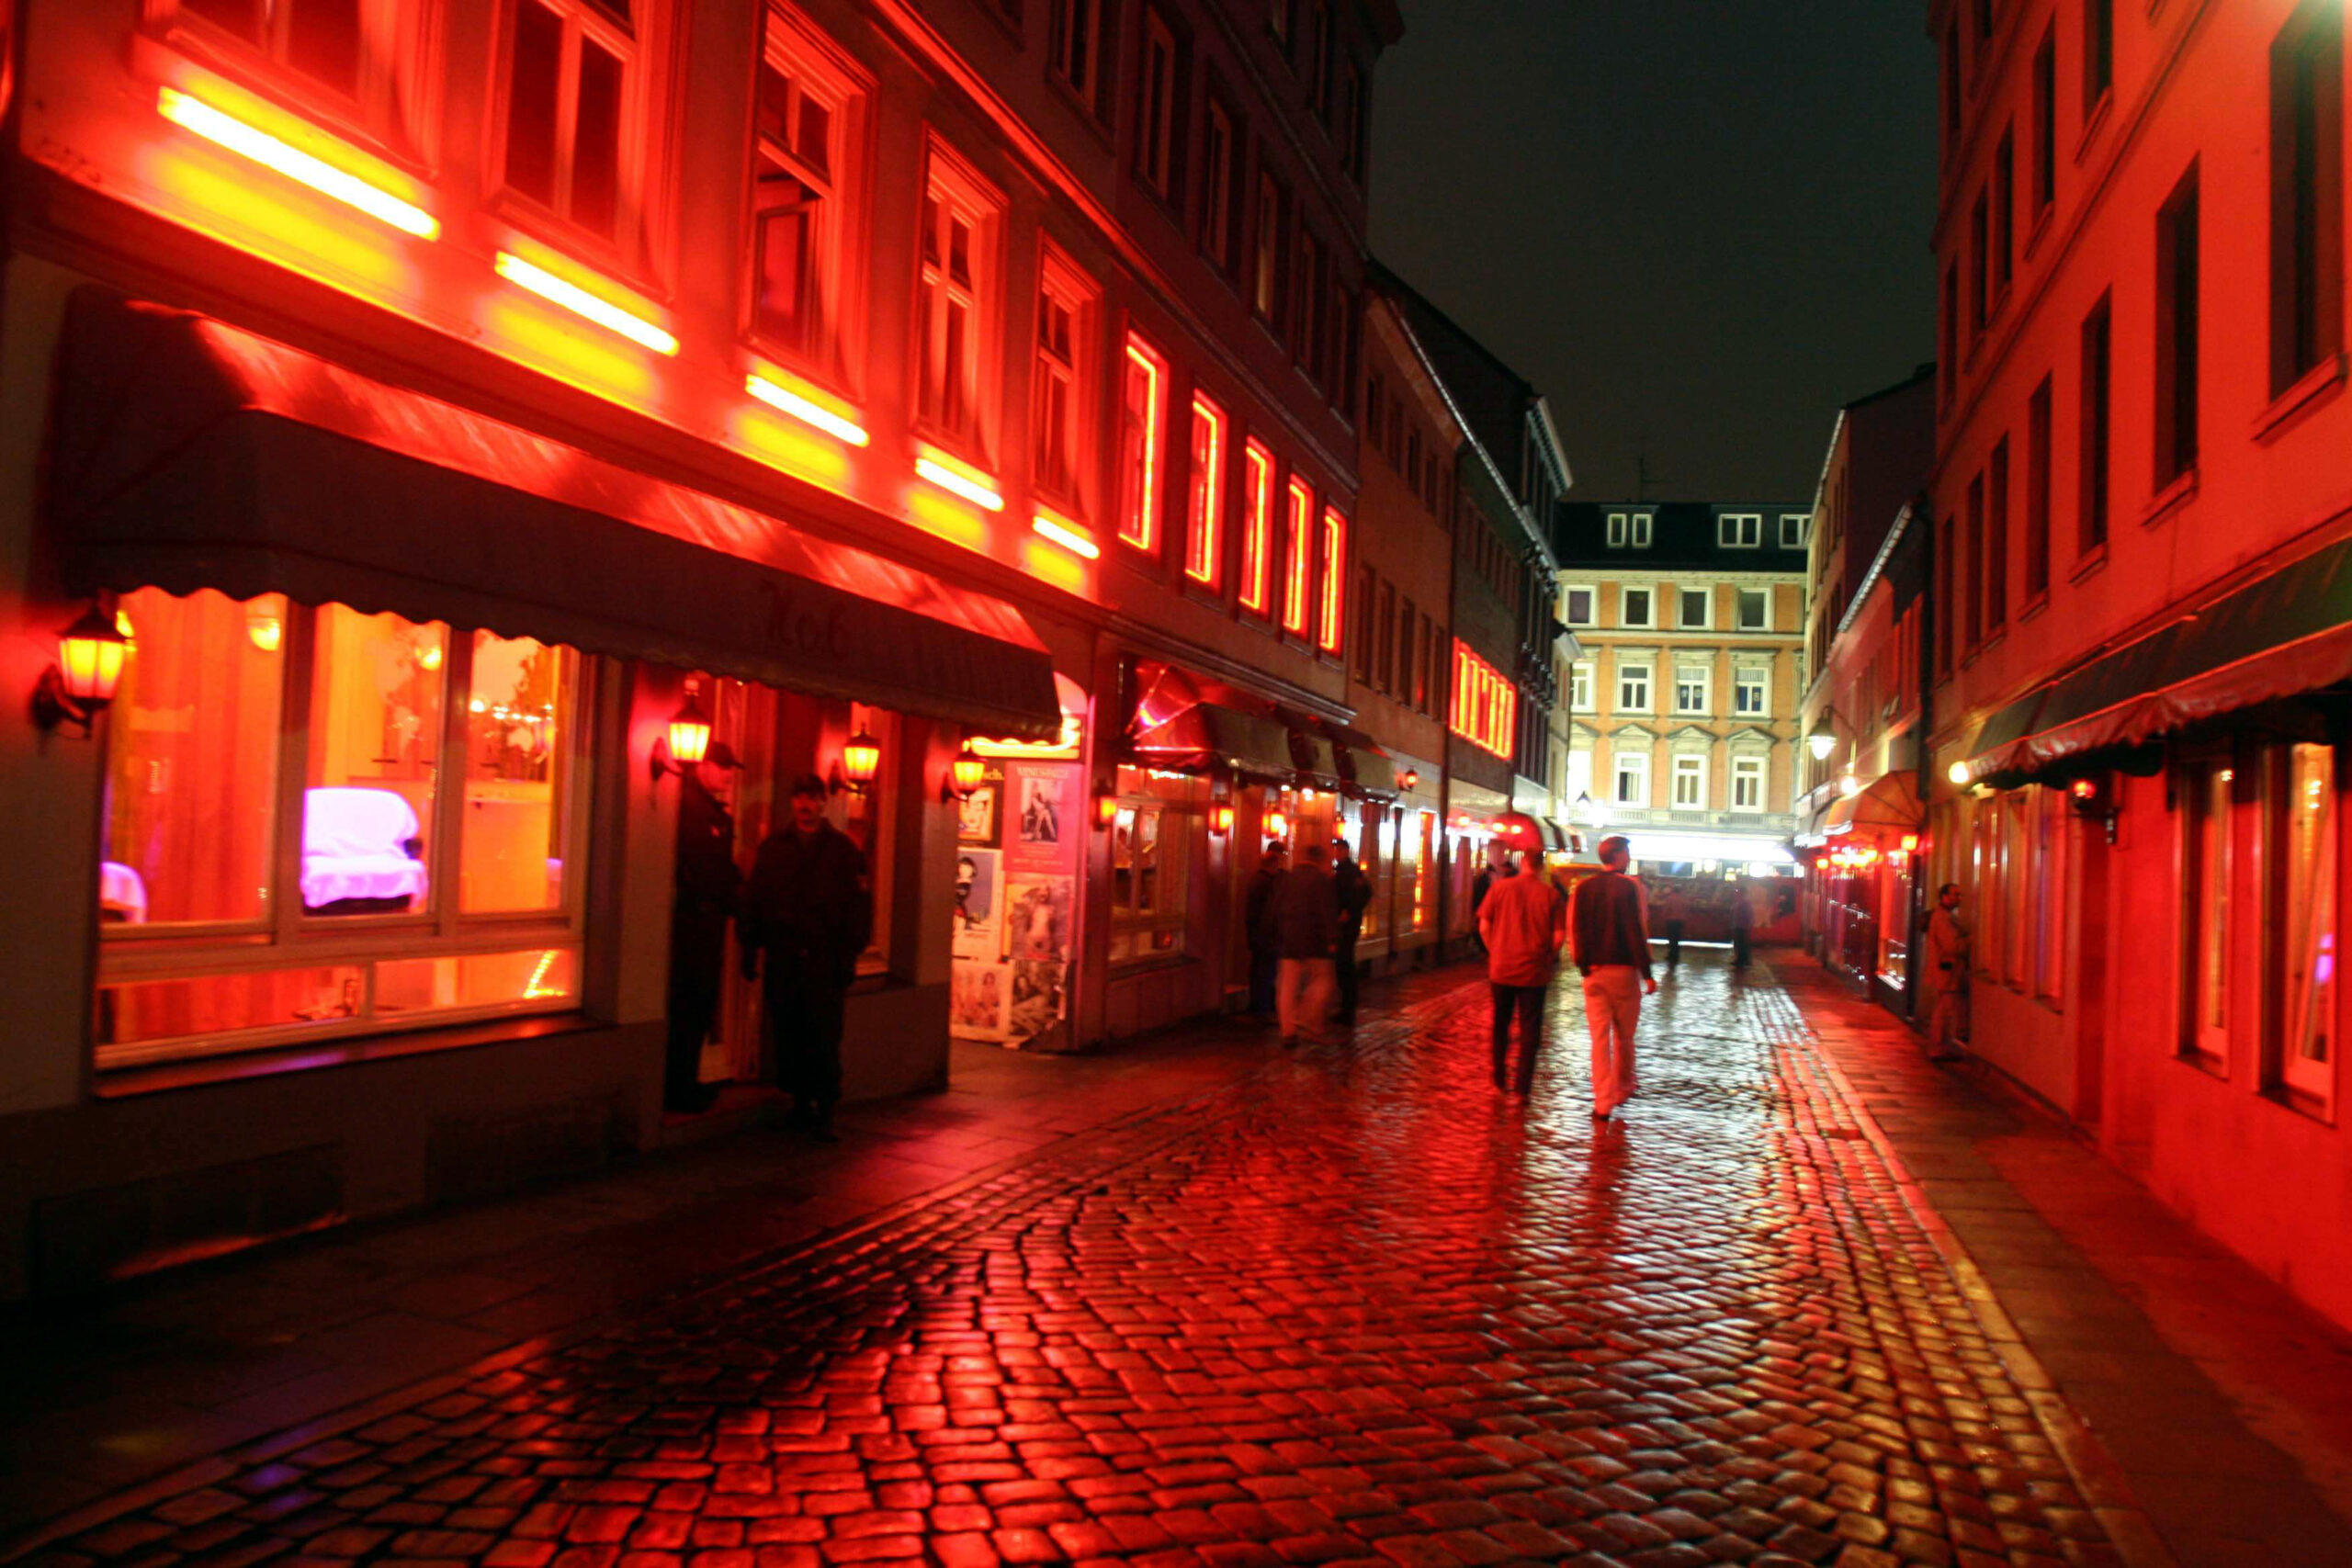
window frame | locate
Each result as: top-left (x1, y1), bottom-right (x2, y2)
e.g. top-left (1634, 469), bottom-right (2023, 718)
top-left (1613, 749), bottom-right (1650, 808)
top-left (1670, 752), bottom-right (1707, 811)
top-left (1734, 667), bottom-right (1770, 718)
top-left (1673, 664), bottom-right (1711, 717)
top-left (741, 7), bottom-right (872, 389)
top-left (1632, 512), bottom-right (1654, 547)
top-left (913, 140), bottom-right (1005, 463)
top-left (1317, 506), bottom-right (1348, 655)
top-left (1281, 475), bottom-right (1316, 634)
top-left (1200, 93), bottom-right (1243, 278)
top-left (2270, 2), bottom-right (2344, 400)
top-left (1731, 754), bottom-right (1767, 813)
top-left (1047, 0), bottom-right (1109, 120)
top-left (1621, 585), bottom-right (1655, 628)
top-left (2154, 162), bottom-right (2201, 487)
top-left (1033, 243), bottom-right (1100, 514)
top-left (1135, 4), bottom-right (1182, 202)
top-left (1617, 661), bottom-right (1653, 715)
top-left (155, 0), bottom-right (433, 154)
top-left (1736, 587), bottom-right (1770, 631)
top-left (1183, 391), bottom-right (1227, 588)
top-left (1570, 660), bottom-right (1594, 713)
top-left (1117, 332), bottom-right (1170, 555)
top-left (1678, 586), bottom-right (1713, 630)
top-left (1238, 439), bottom-right (1277, 617)
top-left (1780, 513), bottom-right (1810, 549)
top-left (1563, 584), bottom-right (1596, 626)
top-left (1717, 513), bottom-right (1762, 548)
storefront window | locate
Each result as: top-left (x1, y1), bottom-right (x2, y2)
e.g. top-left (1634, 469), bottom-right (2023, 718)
top-left (1110, 765), bottom-right (1200, 961)
top-left (843, 703), bottom-right (898, 976)
top-left (2184, 761), bottom-right (2233, 1062)
top-left (96, 592), bottom-right (593, 1068)
top-left (2003, 791), bottom-right (2030, 985)
top-left (2273, 743), bottom-right (2335, 1100)
top-left (2034, 786), bottom-right (2066, 1000)
top-left (1411, 811), bottom-right (1434, 931)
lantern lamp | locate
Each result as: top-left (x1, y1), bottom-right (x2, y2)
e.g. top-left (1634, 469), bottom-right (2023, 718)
top-left (245, 604), bottom-right (284, 652)
top-left (1838, 771), bottom-right (1861, 798)
top-left (840, 729), bottom-right (882, 795)
top-left (1266, 809), bottom-right (1290, 840)
top-left (1806, 724), bottom-right (1837, 761)
top-left (651, 690), bottom-right (713, 782)
top-left (1898, 832), bottom-right (1920, 854)
top-left (944, 742), bottom-right (986, 803)
top-left (34, 604), bottom-right (132, 737)
top-left (1095, 793), bottom-right (1120, 829)
top-left (1947, 760), bottom-right (1973, 786)
top-left (1397, 768), bottom-right (1419, 791)
top-left (1210, 803), bottom-right (1235, 835)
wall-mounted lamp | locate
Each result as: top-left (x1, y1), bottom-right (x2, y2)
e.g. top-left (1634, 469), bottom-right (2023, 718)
top-left (830, 728), bottom-right (881, 795)
top-left (2068, 773), bottom-right (2120, 843)
top-left (1947, 760), bottom-right (1973, 787)
top-left (1095, 793), bottom-right (1121, 829)
top-left (942, 743), bottom-right (986, 804)
top-left (1210, 803), bottom-right (1234, 836)
top-left (33, 604), bottom-right (131, 737)
top-left (1265, 809), bottom-right (1290, 840)
top-left (1838, 771), bottom-right (1861, 798)
top-left (1397, 768), bottom-right (1419, 791)
top-left (649, 691), bottom-right (713, 783)
top-left (1806, 720), bottom-right (1838, 761)
top-left (1898, 832), bottom-right (1921, 855)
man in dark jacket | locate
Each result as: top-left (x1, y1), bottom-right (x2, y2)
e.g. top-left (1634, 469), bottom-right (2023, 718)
top-left (1243, 842), bottom-right (1288, 1015)
top-left (1571, 835), bottom-right (1657, 1120)
top-left (1270, 842), bottom-right (1340, 1045)
top-left (665, 744), bottom-right (744, 1113)
top-left (741, 773), bottom-right (871, 1141)
top-left (1331, 839), bottom-right (1373, 1026)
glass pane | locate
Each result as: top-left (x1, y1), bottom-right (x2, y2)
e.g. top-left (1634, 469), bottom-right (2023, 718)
top-left (1136, 808), bottom-right (1161, 915)
top-left (572, 35), bottom-right (625, 234)
top-left (103, 589), bottom-right (284, 928)
top-left (797, 97), bottom-right (831, 177)
top-left (505, 1), bottom-right (562, 206)
top-left (461, 632), bottom-right (578, 913)
top-left (755, 63), bottom-right (793, 145)
top-left (305, 605), bottom-right (445, 916)
top-left (184, 0), bottom-right (261, 41)
top-left (2285, 745), bottom-right (2335, 1077)
top-left (755, 166), bottom-right (814, 349)
top-left (100, 965), bottom-right (366, 1049)
top-left (2196, 766), bottom-right (2232, 1042)
top-left (376, 947), bottom-right (578, 1015)
top-left (1112, 806), bottom-right (1136, 911)
top-left (288, 0), bottom-right (364, 96)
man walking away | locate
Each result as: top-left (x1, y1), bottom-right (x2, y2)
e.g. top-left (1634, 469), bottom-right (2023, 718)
top-left (1478, 849), bottom-right (1567, 1094)
top-left (1925, 882), bottom-right (1971, 1061)
top-left (1572, 835), bottom-right (1657, 1120)
top-left (1653, 886), bottom-right (1690, 971)
top-left (664, 744), bottom-right (744, 1114)
top-left (741, 774), bottom-right (871, 1142)
top-left (1332, 838), bottom-right (1372, 1026)
top-left (1245, 843), bottom-right (1288, 1015)
top-left (1270, 842), bottom-right (1339, 1046)
top-left (1730, 880), bottom-right (1756, 968)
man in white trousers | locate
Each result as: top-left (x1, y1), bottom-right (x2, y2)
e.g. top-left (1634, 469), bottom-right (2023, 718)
top-left (1570, 835), bottom-right (1658, 1119)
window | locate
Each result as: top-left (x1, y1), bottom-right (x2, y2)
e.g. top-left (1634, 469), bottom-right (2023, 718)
top-left (1117, 335), bottom-right (1168, 553)
top-left (1780, 513), bottom-right (1810, 548)
top-left (1937, 516), bottom-right (1956, 673)
top-left (1136, 7), bottom-right (1181, 199)
top-left (1353, 566), bottom-right (1379, 682)
top-left (2032, 28), bottom-right (2057, 217)
top-left (1269, 0), bottom-right (1291, 43)
top-left (1994, 128), bottom-right (2015, 304)
top-left (1282, 477), bottom-right (1315, 633)
top-left (1034, 248), bottom-right (1095, 505)
top-left (1048, 0), bottom-right (1106, 117)
top-left (1986, 437), bottom-right (2009, 634)
top-left (1941, 264), bottom-right (1960, 408)
top-left (1735, 668), bottom-right (1769, 717)
top-left (175, 0), bottom-right (421, 132)
top-left (1201, 98), bottom-right (1240, 275)
top-left (1679, 588), bottom-right (1711, 629)
top-left (1973, 0), bottom-right (1994, 47)
top-left (1570, 660), bottom-right (1594, 712)
top-left (1292, 229), bottom-right (1328, 382)
top-left (1732, 755), bottom-right (1766, 812)
top-left (1422, 618), bottom-right (1441, 715)
top-left (747, 17), bottom-right (863, 377)
top-left (1617, 662), bottom-right (1652, 713)
top-left (2080, 293), bottom-right (2111, 552)
top-left (1239, 441), bottom-right (1275, 615)
top-left (1335, 62), bottom-right (1365, 184)
top-left (1614, 750), bottom-right (1650, 808)
top-left (1970, 188), bottom-right (1990, 333)
top-left (1251, 172), bottom-right (1285, 325)
top-left (1184, 394), bottom-right (1226, 586)
top-left (1671, 754), bottom-right (1706, 810)
top-left (502, 0), bottom-right (639, 241)
top-left (916, 148), bottom-right (1000, 452)
top-left (97, 592), bottom-right (591, 1066)
top-left (1317, 508), bottom-right (1347, 654)
top-left (1717, 513), bottom-right (1762, 547)
top-left (2183, 759), bottom-right (2234, 1062)
top-left (2086, 0), bottom-right (2113, 110)
top-left (1737, 587), bottom-right (1770, 631)
top-left (1109, 766), bottom-right (1201, 962)
top-left (1607, 511), bottom-right (1628, 547)
top-left (1396, 594), bottom-right (1416, 696)
top-left (1622, 586), bottom-right (1654, 627)
top-left (1964, 471), bottom-right (1984, 650)
top-left (2269, 743), bottom-right (2336, 1101)
top-left (2155, 164), bottom-right (2200, 486)
top-left (1632, 512), bottom-right (1653, 547)
top-left (1674, 665), bottom-right (1710, 716)
top-left (1943, 21), bottom-right (1962, 157)
top-left (1303, 0), bottom-right (1331, 115)
top-left (2026, 376), bottom-right (2052, 600)
top-left (1564, 586), bottom-right (1596, 626)
top-left (1449, 643), bottom-right (1514, 759)
top-left (2034, 784), bottom-right (2067, 1001)
top-left (2271, 2), bottom-right (2344, 398)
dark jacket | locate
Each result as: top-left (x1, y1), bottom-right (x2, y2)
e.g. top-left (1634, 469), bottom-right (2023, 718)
top-left (1245, 866), bottom-right (1287, 955)
top-left (741, 820), bottom-right (871, 989)
top-left (1269, 863), bottom-right (1339, 960)
top-left (1333, 857), bottom-right (1372, 933)
top-left (1571, 870), bottom-right (1654, 981)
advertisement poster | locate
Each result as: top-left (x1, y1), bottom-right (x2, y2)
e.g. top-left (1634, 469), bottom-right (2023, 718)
top-left (950, 960), bottom-right (1009, 1039)
top-left (1018, 774), bottom-right (1066, 846)
top-left (1006, 875), bottom-right (1073, 961)
top-left (957, 775), bottom-right (1001, 844)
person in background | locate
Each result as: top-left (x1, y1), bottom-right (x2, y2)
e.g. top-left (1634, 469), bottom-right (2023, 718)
top-left (1469, 839), bottom-right (1511, 944)
top-left (1269, 841), bottom-right (1339, 1046)
top-left (1244, 842), bottom-right (1289, 1016)
top-left (1478, 848), bottom-right (1567, 1095)
top-left (1925, 883), bottom-right (1971, 1062)
top-left (1571, 834), bottom-right (1657, 1120)
top-left (1332, 838), bottom-right (1373, 1027)
top-left (664, 743), bottom-right (743, 1114)
top-left (741, 774), bottom-right (871, 1143)
top-left (1730, 879), bottom-right (1757, 968)
top-left (1652, 885), bottom-right (1690, 971)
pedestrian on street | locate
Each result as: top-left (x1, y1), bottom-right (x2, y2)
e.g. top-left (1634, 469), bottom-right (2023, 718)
top-left (1469, 840), bottom-right (1510, 947)
top-left (740, 773), bottom-right (872, 1142)
top-left (1925, 882), bottom-right (1972, 1061)
top-left (1244, 842), bottom-right (1288, 1016)
top-left (1729, 880), bottom-right (1756, 968)
top-left (1478, 848), bottom-right (1568, 1094)
top-left (1571, 834), bottom-right (1657, 1120)
top-left (664, 743), bottom-right (744, 1115)
top-left (1269, 841), bottom-right (1339, 1046)
top-left (1653, 886), bottom-right (1690, 971)
top-left (1331, 838), bottom-right (1372, 1027)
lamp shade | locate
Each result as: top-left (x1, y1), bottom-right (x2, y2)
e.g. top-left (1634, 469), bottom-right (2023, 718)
top-left (1806, 726), bottom-right (1837, 761)
top-left (57, 604), bottom-right (130, 706)
top-left (1095, 793), bottom-right (1120, 828)
top-left (950, 744), bottom-right (987, 799)
top-left (1397, 768), bottom-right (1419, 791)
top-left (842, 729), bottom-right (882, 790)
top-left (1210, 804), bottom-right (1234, 835)
top-left (1265, 810), bottom-right (1289, 840)
top-left (667, 695), bottom-right (713, 767)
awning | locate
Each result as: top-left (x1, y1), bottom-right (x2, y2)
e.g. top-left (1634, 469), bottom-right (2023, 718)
top-left (47, 290), bottom-right (1063, 739)
top-left (1127, 663), bottom-right (1299, 779)
top-left (1823, 771), bottom-right (1924, 836)
top-left (1960, 533), bottom-right (2352, 781)
top-left (1624, 831), bottom-right (1798, 866)
top-left (1289, 713), bottom-right (1396, 799)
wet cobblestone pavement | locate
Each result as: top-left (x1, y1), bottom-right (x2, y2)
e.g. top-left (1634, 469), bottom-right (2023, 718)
top-left (17, 959), bottom-right (2134, 1568)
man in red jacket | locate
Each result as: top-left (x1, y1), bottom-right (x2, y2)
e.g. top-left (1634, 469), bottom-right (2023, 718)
top-left (1477, 846), bottom-right (1567, 1093)
top-left (1571, 835), bottom-right (1657, 1120)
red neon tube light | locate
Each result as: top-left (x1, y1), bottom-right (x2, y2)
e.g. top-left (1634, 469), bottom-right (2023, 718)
top-left (1282, 478), bottom-right (1313, 633)
top-left (1239, 442), bottom-right (1274, 614)
top-left (1317, 507), bottom-right (1347, 652)
top-left (1118, 339), bottom-right (1165, 552)
top-left (1186, 395), bottom-right (1226, 587)
top-left (157, 86), bottom-right (439, 240)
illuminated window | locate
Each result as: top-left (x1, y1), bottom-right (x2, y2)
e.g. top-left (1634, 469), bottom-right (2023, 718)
top-left (96, 592), bottom-right (592, 1069)
top-left (1674, 665), bottom-right (1709, 716)
top-left (501, 0), bottom-right (644, 243)
top-left (1035, 247), bottom-right (1097, 506)
top-left (1118, 335), bottom-right (1169, 552)
top-left (1282, 477), bottom-right (1315, 632)
top-left (1109, 767), bottom-right (1201, 962)
top-left (1734, 668), bottom-right (1769, 716)
top-left (1317, 507), bottom-right (1347, 653)
top-left (169, 0), bottom-right (425, 136)
top-left (2183, 759), bottom-right (2233, 1064)
top-left (1449, 643), bottom-right (1513, 759)
top-left (748, 9), bottom-right (866, 378)
top-left (1048, 0), bottom-right (1106, 117)
top-left (1186, 394), bottom-right (1227, 586)
top-left (1136, 7), bottom-right (1181, 199)
top-left (917, 144), bottom-right (1001, 454)
top-left (2269, 743), bottom-right (2337, 1103)
top-left (1252, 173), bottom-right (1285, 325)
top-left (1614, 750), bottom-right (1649, 807)
top-left (1239, 440), bottom-right (1275, 615)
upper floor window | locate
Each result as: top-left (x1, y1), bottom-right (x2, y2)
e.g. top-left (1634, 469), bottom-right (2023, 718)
top-left (1779, 513), bottom-right (1809, 548)
top-left (1269, 0), bottom-right (1292, 44)
top-left (1718, 513), bottom-right (1762, 548)
top-left (2271, 0), bottom-right (2344, 398)
top-left (1734, 668), bottom-right (1769, 716)
top-left (1201, 98), bottom-right (1241, 276)
top-left (747, 10), bottom-right (867, 381)
top-left (1570, 660), bottom-right (1594, 711)
top-left (1303, 0), bottom-right (1331, 116)
top-left (1252, 171), bottom-right (1286, 326)
top-left (1607, 511), bottom-right (1628, 547)
top-left (1632, 512), bottom-right (1653, 547)
top-left (1563, 585), bottom-right (1595, 626)
top-left (1335, 62), bottom-right (1365, 184)
top-left (1732, 755), bottom-right (1766, 812)
top-left (502, 0), bottom-right (643, 243)
top-left (1118, 335), bottom-right (1170, 554)
top-left (2086, 0), bottom-right (2114, 112)
top-left (1621, 586), bottom-right (1654, 628)
top-left (173, 0), bottom-right (424, 136)
top-left (1678, 588), bottom-right (1711, 629)
top-left (1674, 667), bottom-right (1710, 716)
top-left (1617, 663), bottom-right (1652, 714)
top-left (1318, 508), bottom-right (1348, 654)
top-left (1185, 394), bottom-right (1227, 588)
top-left (2154, 163), bottom-right (2200, 486)
top-left (1049, 0), bottom-right (1107, 118)
top-left (916, 144), bottom-right (1002, 456)
top-left (1136, 7), bottom-right (1182, 201)
top-left (1737, 587), bottom-right (1770, 631)
top-left (1292, 229), bottom-right (1329, 382)
top-left (1033, 246), bottom-right (1097, 508)
top-left (1239, 441), bottom-right (1276, 616)
top-left (1282, 477), bottom-right (1316, 635)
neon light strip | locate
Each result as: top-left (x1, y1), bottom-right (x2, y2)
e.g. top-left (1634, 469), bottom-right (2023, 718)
top-left (1187, 396), bottom-right (1225, 586)
top-left (745, 373), bottom-right (870, 446)
top-left (1033, 510), bottom-right (1101, 559)
top-left (1282, 479), bottom-right (1313, 632)
top-left (1317, 507), bottom-right (1346, 651)
top-left (1239, 443), bottom-right (1273, 612)
top-left (1119, 340), bottom-right (1164, 550)
top-left (915, 454), bottom-right (1005, 511)
top-left (493, 252), bottom-right (679, 355)
top-left (158, 86), bottom-right (439, 239)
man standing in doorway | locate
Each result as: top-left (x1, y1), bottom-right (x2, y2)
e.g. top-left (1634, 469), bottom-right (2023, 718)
top-left (1925, 883), bottom-right (1971, 1061)
top-left (1572, 834), bottom-right (1657, 1119)
top-left (1245, 842), bottom-right (1288, 1016)
top-left (741, 773), bottom-right (871, 1142)
top-left (665, 743), bottom-right (743, 1114)
top-left (1270, 841), bottom-right (1339, 1046)
top-left (1332, 838), bottom-right (1372, 1027)
top-left (1479, 848), bottom-right (1566, 1094)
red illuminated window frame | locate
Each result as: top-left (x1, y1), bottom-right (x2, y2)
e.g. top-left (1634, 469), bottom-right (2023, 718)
top-left (154, 0), bottom-right (433, 151)
top-left (1118, 334), bottom-right (1168, 553)
top-left (915, 141), bottom-right (1002, 459)
top-left (1450, 643), bottom-right (1515, 760)
top-left (497, 0), bottom-right (652, 251)
top-left (1316, 506), bottom-right (1346, 653)
top-left (744, 6), bottom-right (870, 385)
top-left (1281, 477), bottom-right (1314, 633)
top-left (1034, 244), bottom-right (1098, 509)
top-left (1185, 394), bottom-right (1227, 588)
top-left (1238, 440), bottom-right (1275, 615)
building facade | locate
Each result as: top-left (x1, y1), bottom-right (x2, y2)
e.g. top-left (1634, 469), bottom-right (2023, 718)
top-left (1555, 503), bottom-right (1810, 874)
top-left (0, 0), bottom-right (1403, 1297)
top-left (1926, 0), bottom-right (2352, 1329)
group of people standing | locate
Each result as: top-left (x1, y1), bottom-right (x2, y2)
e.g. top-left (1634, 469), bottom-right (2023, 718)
top-left (1243, 839), bottom-right (1374, 1045)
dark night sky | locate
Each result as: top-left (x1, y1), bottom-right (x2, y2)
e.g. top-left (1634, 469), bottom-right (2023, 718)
top-left (1370, 1), bottom-right (1938, 504)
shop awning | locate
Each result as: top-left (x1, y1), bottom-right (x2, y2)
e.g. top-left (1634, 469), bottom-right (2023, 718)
top-left (1293, 714), bottom-right (1396, 799)
top-left (1823, 771), bottom-right (1923, 836)
top-left (1960, 534), bottom-right (2352, 781)
top-left (47, 291), bottom-right (1063, 739)
top-left (1127, 663), bottom-right (1299, 778)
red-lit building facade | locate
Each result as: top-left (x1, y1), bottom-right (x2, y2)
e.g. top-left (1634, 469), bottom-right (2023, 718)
top-left (0, 0), bottom-right (1402, 1296)
top-left (1928, 0), bottom-right (2352, 1330)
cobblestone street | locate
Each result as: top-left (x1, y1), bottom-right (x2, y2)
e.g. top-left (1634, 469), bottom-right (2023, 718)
top-left (17, 954), bottom-right (2277, 1568)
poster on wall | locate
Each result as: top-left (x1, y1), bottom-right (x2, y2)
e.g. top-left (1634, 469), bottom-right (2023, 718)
top-left (1006, 874), bottom-right (1073, 961)
top-left (953, 848), bottom-right (1001, 961)
top-left (957, 775), bottom-right (1001, 844)
top-left (1010, 960), bottom-right (1066, 1039)
top-left (1018, 774), bottom-right (1066, 846)
top-left (949, 959), bottom-right (1010, 1040)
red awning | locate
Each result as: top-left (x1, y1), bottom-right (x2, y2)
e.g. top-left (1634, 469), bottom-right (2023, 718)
top-left (1126, 663), bottom-right (1298, 779)
top-left (1823, 771), bottom-right (1923, 835)
top-left (46, 290), bottom-right (1062, 739)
